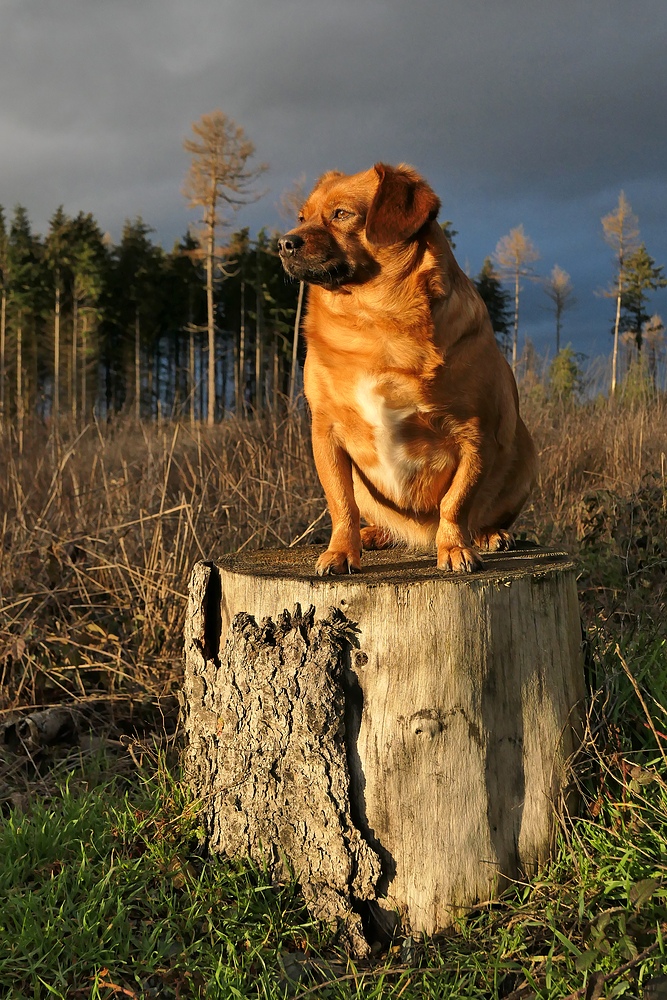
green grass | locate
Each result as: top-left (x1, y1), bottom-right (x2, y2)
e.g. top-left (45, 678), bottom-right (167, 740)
top-left (2, 391), bottom-right (666, 997)
top-left (0, 761), bottom-right (322, 999)
top-left (1, 636), bottom-right (666, 999)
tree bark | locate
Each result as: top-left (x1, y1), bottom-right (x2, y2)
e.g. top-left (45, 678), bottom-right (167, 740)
top-left (254, 249), bottom-right (263, 416)
top-left (289, 281), bottom-right (304, 404)
top-left (182, 546), bottom-right (585, 953)
top-left (81, 312), bottom-right (88, 425)
top-left (512, 267), bottom-right (520, 372)
top-left (236, 277), bottom-right (246, 416)
top-left (16, 314), bottom-right (23, 453)
top-left (71, 297), bottom-right (78, 424)
top-left (53, 282), bottom-right (60, 425)
top-left (0, 290), bottom-right (5, 426)
top-left (135, 309), bottom-right (141, 424)
top-left (188, 322), bottom-right (195, 427)
top-left (611, 274), bottom-right (623, 395)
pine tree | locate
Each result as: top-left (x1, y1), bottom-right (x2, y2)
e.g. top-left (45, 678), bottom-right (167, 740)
top-left (6, 206), bottom-right (44, 445)
top-left (441, 222), bottom-right (457, 249)
top-left (0, 208), bottom-right (8, 425)
top-left (166, 233), bottom-right (205, 422)
top-left (548, 346), bottom-right (583, 403)
top-left (619, 244), bottom-right (667, 352)
top-left (44, 207), bottom-right (73, 425)
top-left (105, 218), bottom-right (163, 420)
top-left (278, 177), bottom-right (309, 405)
top-left (224, 228), bottom-right (252, 416)
top-left (67, 213), bottom-right (108, 423)
top-left (475, 257), bottom-right (512, 356)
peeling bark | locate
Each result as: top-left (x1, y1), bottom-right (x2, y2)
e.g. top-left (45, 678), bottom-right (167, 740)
top-left (182, 563), bottom-right (380, 956)
top-left (2, 707), bottom-right (78, 752)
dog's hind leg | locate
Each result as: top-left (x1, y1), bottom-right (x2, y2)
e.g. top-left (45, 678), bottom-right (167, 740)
top-left (360, 525), bottom-right (395, 550)
top-left (471, 420), bottom-right (537, 552)
top-left (472, 527), bottom-right (516, 552)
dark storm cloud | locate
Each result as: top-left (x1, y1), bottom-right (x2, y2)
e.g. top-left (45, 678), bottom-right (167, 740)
top-left (1, 0), bottom-right (666, 354)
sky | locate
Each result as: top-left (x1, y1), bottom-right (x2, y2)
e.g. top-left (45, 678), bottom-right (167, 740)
top-left (2, 0), bottom-right (666, 362)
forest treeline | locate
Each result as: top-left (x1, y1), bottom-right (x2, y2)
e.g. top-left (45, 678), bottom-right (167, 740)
top-left (0, 203), bottom-right (505, 432)
top-left (0, 207), bottom-right (303, 429)
top-left (0, 111), bottom-right (665, 434)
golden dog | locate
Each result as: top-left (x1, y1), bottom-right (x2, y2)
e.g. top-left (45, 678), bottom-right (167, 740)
top-left (278, 163), bottom-right (537, 575)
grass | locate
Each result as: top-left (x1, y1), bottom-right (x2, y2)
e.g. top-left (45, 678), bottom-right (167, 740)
top-left (0, 633), bottom-right (665, 998)
top-left (0, 409), bottom-right (322, 717)
top-left (0, 754), bottom-right (320, 998)
top-left (1, 389), bottom-right (667, 997)
top-left (0, 391), bottom-right (666, 716)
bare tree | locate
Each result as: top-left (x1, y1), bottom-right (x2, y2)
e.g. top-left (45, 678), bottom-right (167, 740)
top-left (0, 209), bottom-right (7, 426)
top-left (543, 264), bottom-right (575, 354)
top-left (601, 191), bottom-right (639, 395)
top-left (643, 313), bottom-right (665, 389)
top-left (278, 175), bottom-right (309, 405)
top-left (278, 173), bottom-right (308, 226)
top-left (493, 226), bottom-right (540, 372)
top-left (182, 110), bottom-right (267, 425)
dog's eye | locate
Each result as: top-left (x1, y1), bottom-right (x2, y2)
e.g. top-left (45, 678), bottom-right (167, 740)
top-left (297, 213), bottom-right (305, 223)
top-left (332, 208), bottom-right (353, 221)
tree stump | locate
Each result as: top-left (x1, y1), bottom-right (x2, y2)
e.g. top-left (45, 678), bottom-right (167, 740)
top-left (182, 545), bottom-right (585, 954)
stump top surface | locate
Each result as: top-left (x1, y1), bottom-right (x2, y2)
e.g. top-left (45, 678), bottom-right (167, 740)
top-left (218, 543), bottom-right (574, 585)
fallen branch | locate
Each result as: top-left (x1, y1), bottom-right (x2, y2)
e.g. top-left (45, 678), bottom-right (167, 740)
top-left (2, 707), bottom-right (78, 752)
top-left (562, 925), bottom-right (666, 1000)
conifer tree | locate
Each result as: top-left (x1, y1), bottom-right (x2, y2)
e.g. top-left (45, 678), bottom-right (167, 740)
top-left (548, 345), bottom-right (583, 403)
top-left (6, 206), bottom-right (43, 445)
top-left (106, 218), bottom-right (162, 419)
top-left (475, 257), bottom-right (512, 356)
top-left (620, 244), bottom-right (667, 352)
top-left (224, 228), bottom-right (252, 415)
top-left (278, 177), bottom-right (309, 405)
top-left (68, 213), bottom-right (107, 423)
top-left (0, 208), bottom-right (7, 425)
top-left (166, 233), bottom-right (204, 422)
top-left (44, 207), bottom-right (73, 425)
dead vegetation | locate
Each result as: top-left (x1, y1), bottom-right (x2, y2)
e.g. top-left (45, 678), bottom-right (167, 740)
top-left (0, 410), bottom-right (322, 722)
top-left (0, 392), bottom-right (666, 727)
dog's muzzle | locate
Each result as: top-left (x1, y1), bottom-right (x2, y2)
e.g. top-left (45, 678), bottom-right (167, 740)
top-left (278, 234), bottom-right (304, 258)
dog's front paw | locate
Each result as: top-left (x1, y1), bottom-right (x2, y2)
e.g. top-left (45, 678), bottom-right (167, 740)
top-left (437, 545), bottom-right (484, 573)
top-left (316, 549), bottom-right (362, 576)
top-left (473, 529), bottom-right (516, 552)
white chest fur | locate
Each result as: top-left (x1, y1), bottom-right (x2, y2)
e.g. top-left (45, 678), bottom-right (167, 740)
top-left (353, 376), bottom-right (425, 501)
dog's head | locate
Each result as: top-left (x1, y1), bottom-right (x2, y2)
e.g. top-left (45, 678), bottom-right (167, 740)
top-left (278, 163), bottom-right (441, 288)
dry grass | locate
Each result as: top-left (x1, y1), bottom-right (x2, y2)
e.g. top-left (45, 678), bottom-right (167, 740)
top-left (1, 391), bottom-right (666, 722)
top-left (0, 409), bottom-right (323, 721)
top-left (520, 391), bottom-right (667, 625)
top-left (523, 392), bottom-right (667, 538)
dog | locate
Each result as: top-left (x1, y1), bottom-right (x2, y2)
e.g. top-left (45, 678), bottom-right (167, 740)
top-left (278, 163), bottom-right (537, 576)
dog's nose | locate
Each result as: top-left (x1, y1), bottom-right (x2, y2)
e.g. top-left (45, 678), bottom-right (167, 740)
top-left (278, 233), bottom-right (304, 256)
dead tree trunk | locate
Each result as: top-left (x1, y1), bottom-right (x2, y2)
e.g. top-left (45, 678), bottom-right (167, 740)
top-left (182, 546), bottom-right (585, 954)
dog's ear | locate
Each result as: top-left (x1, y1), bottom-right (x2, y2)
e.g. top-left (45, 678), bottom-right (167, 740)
top-left (365, 164), bottom-right (441, 247)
